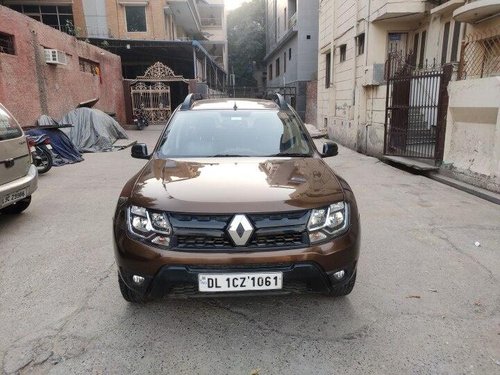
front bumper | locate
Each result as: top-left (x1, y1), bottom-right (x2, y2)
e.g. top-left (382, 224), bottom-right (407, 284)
top-left (119, 262), bottom-right (357, 298)
top-left (114, 226), bottom-right (360, 298)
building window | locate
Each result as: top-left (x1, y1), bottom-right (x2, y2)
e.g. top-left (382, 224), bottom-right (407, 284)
top-left (325, 52), bottom-right (331, 88)
top-left (289, 48), bottom-right (292, 60)
top-left (339, 44), bottom-right (347, 62)
top-left (125, 6), bottom-right (147, 32)
top-left (419, 31), bottom-right (427, 68)
top-left (306, 35), bottom-right (311, 40)
top-left (413, 33), bottom-right (420, 58)
top-left (8, 4), bottom-right (74, 34)
top-left (276, 57), bottom-right (280, 76)
top-left (79, 57), bottom-right (100, 75)
top-left (284, 52), bottom-right (287, 73)
top-left (356, 33), bottom-right (365, 56)
top-left (284, 7), bottom-right (287, 30)
top-left (0, 32), bottom-right (15, 55)
top-left (441, 21), bottom-right (462, 65)
top-left (441, 22), bottom-right (450, 65)
top-left (450, 22), bottom-right (462, 62)
top-left (269, 63), bottom-right (273, 80)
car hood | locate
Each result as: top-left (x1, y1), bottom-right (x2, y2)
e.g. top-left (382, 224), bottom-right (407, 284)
top-left (129, 157), bottom-right (344, 213)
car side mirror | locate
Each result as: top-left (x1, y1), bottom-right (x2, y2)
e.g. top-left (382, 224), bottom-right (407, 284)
top-left (131, 143), bottom-right (149, 159)
top-left (322, 141), bottom-right (338, 157)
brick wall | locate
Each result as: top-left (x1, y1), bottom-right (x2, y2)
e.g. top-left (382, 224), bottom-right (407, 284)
top-left (0, 5), bottom-right (125, 126)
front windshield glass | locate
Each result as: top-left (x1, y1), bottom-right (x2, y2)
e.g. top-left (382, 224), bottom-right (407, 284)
top-left (158, 110), bottom-right (312, 157)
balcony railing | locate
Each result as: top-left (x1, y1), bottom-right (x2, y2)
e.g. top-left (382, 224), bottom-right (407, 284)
top-left (458, 27), bottom-right (500, 80)
top-left (289, 12), bottom-right (297, 29)
top-left (201, 17), bottom-right (222, 28)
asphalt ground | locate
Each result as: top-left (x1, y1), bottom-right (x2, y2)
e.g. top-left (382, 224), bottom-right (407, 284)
top-left (1, 127), bottom-right (499, 374)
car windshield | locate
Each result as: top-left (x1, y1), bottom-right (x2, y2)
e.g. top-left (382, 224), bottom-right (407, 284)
top-left (158, 110), bottom-right (312, 157)
top-left (0, 105), bottom-right (23, 141)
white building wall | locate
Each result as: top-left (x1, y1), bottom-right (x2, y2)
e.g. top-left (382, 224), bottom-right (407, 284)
top-left (264, 0), bottom-right (319, 120)
top-left (316, 0), bottom-right (460, 155)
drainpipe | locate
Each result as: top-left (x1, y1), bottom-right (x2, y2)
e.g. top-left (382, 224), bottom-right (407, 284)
top-left (364, 0), bottom-right (372, 155)
top-left (31, 30), bottom-right (48, 115)
top-left (352, 0), bottom-right (360, 151)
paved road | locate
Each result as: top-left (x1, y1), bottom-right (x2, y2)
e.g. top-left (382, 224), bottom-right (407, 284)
top-left (1, 127), bottom-right (499, 374)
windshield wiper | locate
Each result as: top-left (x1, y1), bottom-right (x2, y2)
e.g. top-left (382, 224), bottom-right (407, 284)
top-left (268, 152), bottom-right (311, 157)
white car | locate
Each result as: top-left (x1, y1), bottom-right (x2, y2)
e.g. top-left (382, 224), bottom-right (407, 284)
top-left (0, 103), bottom-right (38, 214)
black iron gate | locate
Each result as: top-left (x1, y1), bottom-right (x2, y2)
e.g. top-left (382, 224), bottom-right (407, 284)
top-left (384, 52), bottom-right (453, 163)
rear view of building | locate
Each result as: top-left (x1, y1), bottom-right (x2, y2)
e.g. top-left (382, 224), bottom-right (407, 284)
top-left (264, 0), bottom-right (319, 120)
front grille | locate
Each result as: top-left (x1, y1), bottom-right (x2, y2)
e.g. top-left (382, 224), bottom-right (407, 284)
top-left (166, 281), bottom-right (312, 297)
top-left (176, 235), bottom-right (232, 249)
top-left (170, 211), bottom-right (310, 251)
top-left (249, 232), bottom-right (306, 248)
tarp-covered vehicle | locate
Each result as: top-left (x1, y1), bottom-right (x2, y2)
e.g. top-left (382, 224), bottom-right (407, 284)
top-left (61, 108), bottom-right (128, 153)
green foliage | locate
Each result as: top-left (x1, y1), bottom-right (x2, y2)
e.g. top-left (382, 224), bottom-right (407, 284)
top-left (227, 0), bottom-right (266, 87)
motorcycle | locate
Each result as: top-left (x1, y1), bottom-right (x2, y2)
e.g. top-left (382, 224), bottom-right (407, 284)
top-left (27, 134), bottom-right (53, 174)
top-left (133, 108), bottom-right (149, 130)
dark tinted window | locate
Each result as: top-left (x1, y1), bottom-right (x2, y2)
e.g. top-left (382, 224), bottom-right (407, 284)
top-left (0, 106), bottom-right (23, 141)
top-left (159, 110), bottom-right (312, 157)
top-left (126, 6), bottom-right (147, 32)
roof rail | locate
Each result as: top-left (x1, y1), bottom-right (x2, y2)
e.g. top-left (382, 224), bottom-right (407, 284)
top-left (266, 92), bottom-right (288, 110)
top-left (180, 93), bottom-right (203, 110)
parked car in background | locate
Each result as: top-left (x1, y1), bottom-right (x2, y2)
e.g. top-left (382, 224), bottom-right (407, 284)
top-left (0, 103), bottom-right (38, 214)
top-left (113, 94), bottom-right (360, 303)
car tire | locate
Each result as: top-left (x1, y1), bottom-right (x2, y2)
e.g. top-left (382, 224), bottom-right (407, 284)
top-left (326, 271), bottom-right (356, 297)
top-left (118, 274), bottom-right (147, 303)
top-left (0, 196), bottom-right (32, 214)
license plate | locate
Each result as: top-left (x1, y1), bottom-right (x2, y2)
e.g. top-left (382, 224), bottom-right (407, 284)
top-left (1, 188), bottom-right (27, 207)
top-left (198, 272), bottom-right (283, 292)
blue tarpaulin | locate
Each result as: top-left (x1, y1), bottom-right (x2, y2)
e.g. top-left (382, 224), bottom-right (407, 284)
top-left (26, 128), bottom-right (83, 166)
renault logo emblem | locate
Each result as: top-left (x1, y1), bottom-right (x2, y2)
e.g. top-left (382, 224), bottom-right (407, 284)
top-left (227, 214), bottom-right (254, 246)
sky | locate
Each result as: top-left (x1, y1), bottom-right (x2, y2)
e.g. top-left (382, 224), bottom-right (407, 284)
top-left (225, 0), bottom-right (252, 11)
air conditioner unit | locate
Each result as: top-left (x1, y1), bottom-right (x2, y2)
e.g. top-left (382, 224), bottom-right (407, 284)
top-left (44, 49), bottom-right (67, 65)
top-left (363, 64), bottom-right (385, 86)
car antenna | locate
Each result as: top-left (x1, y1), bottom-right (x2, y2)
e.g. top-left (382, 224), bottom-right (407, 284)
top-left (233, 102), bottom-right (238, 111)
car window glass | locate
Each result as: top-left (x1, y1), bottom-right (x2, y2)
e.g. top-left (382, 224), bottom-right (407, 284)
top-left (0, 106), bottom-right (22, 141)
top-left (159, 110), bottom-right (312, 157)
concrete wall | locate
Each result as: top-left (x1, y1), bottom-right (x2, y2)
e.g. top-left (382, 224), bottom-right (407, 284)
top-left (442, 77), bottom-right (500, 193)
top-left (0, 6), bottom-right (125, 126)
top-left (305, 80), bottom-right (317, 125)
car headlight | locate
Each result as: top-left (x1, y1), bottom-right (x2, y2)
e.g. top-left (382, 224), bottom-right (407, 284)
top-left (307, 202), bottom-right (349, 244)
top-left (127, 205), bottom-right (172, 248)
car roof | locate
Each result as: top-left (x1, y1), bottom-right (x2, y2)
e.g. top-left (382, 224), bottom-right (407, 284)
top-left (190, 98), bottom-right (281, 111)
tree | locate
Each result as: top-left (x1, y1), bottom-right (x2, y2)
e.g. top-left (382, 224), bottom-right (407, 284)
top-left (227, 0), bottom-right (266, 87)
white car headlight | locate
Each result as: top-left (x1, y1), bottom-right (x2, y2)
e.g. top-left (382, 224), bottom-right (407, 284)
top-left (307, 202), bottom-right (349, 244)
top-left (128, 205), bottom-right (172, 247)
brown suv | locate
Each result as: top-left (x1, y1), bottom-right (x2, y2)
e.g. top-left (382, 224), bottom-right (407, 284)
top-left (113, 94), bottom-right (360, 302)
